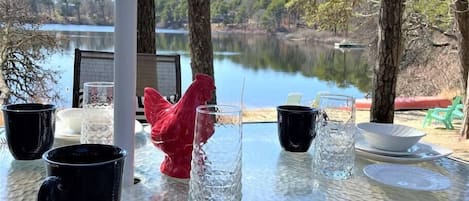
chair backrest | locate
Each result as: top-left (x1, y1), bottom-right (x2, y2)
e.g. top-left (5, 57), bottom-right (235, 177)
top-left (451, 96), bottom-right (462, 107)
top-left (286, 93), bottom-right (303, 105)
top-left (72, 48), bottom-right (182, 122)
top-left (438, 96), bottom-right (462, 121)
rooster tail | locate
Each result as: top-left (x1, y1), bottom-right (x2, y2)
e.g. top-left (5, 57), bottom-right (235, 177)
top-left (144, 87), bottom-right (172, 125)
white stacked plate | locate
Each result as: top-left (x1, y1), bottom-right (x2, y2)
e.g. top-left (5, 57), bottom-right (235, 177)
top-left (55, 120), bottom-right (144, 142)
top-left (355, 137), bottom-right (453, 163)
top-left (355, 122), bottom-right (453, 163)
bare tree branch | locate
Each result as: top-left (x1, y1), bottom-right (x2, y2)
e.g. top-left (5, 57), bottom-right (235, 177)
top-left (0, 0), bottom-right (62, 104)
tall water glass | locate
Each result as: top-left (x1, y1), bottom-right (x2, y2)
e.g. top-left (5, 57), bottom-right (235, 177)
top-left (81, 82), bottom-right (114, 145)
top-left (188, 105), bottom-right (242, 201)
top-left (314, 93), bottom-right (355, 180)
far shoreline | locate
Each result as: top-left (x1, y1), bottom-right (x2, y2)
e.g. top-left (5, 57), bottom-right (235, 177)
top-left (40, 23), bottom-right (346, 45)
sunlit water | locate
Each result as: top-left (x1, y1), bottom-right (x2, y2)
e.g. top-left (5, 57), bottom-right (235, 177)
top-left (40, 24), bottom-right (371, 109)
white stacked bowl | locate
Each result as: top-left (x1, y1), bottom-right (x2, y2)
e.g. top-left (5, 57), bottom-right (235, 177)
top-left (356, 122), bottom-right (426, 152)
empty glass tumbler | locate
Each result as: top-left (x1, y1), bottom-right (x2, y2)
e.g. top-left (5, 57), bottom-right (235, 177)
top-left (188, 105), bottom-right (242, 201)
top-left (314, 93), bottom-right (356, 180)
top-left (80, 82), bottom-right (114, 145)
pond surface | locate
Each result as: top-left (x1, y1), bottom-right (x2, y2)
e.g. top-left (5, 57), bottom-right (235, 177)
top-left (42, 24), bottom-right (371, 108)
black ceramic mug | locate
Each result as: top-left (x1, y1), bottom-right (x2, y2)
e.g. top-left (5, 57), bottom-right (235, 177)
top-left (38, 144), bottom-right (127, 201)
top-left (277, 105), bottom-right (318, 152)
top-left (2, 103), bottom-right (56, 160)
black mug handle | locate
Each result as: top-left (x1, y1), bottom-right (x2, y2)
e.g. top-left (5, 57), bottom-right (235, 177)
top-left (37, 176), bottom-right (63, 201)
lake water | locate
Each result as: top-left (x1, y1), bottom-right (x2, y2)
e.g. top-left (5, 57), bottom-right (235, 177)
top-left (41, 24), bottom-right (370, 109)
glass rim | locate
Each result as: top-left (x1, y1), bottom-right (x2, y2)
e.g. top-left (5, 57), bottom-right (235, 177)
top-left (277, 105), bottom-right (317, 113)
top-left (84, 81), bottom-right (114, 87)
top-left (196, 104), bottom-right (241, 115)
top-left (42, 144), bottom-right (127, 167)
top-left (1, 103), bottom-right (56, 112)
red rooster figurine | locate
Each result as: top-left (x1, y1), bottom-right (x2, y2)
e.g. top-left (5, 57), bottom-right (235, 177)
top-left (144, 73), bottom-right (216, 179)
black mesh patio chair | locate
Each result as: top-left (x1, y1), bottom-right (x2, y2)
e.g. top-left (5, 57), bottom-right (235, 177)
top-left (72, 48), bottom-right (182, 123)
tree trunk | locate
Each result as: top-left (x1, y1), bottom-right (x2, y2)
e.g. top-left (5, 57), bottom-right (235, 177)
top-left (137, 0), bottom-right (156, 54)
top-left (455, 0), bottom-right (469, 139)
top-left (29, 0), bottom-right (37, 14)
top-left (97, 0), bottom-right (105, 24)
top-left (187, 0), bottom-right (216, 103)
top-left (51, 3), bottom-right (55, 16)
top-left (0, 24), bottom-right (11, 104)
top-left (0, 54), bottom-right (9, 105)
top-left (63, 0), bottom-right (70, 17)
top-left (370, 0), bottom-right (405, 123)
top-left (76, 7), bottom-right (81, 23)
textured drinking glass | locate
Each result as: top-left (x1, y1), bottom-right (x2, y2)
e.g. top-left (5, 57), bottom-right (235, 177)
top-left (189, 105), bottom-right (242, 201)
top-left (81, 82), bottom-right (114, 144)
top-left (314, 93), bottom-right (355, 180)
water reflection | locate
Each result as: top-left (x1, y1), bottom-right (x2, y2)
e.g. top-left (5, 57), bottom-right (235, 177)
top-left (54, 30), bottom-right (370, 91)
top-left (46, 27), bottom-right (371, 108)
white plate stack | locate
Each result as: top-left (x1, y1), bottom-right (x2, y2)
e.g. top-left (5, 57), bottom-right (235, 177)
top-left (355, 122), bottom-right (453, 163)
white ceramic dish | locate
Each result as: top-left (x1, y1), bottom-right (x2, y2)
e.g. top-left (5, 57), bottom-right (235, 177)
top-left (144, 125), bottom-right (151, 134)
top-left (135, 121), bottom-right (143, 133)
top-left (55, 120), bottom-right (144, 141)
top-left (356, 142), bottom-right (453, 164)
top-left (57, 108), bottom-right (83, 133)
top-left (363, 164), bottom-right (451, 191)
top-left (356, 122), bottom-right (426, 152)
top-left (355, 138), bottom-right (419, 156)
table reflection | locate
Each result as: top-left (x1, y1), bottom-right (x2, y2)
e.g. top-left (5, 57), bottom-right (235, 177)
top-left (275, 151), bottom-right (315, 197)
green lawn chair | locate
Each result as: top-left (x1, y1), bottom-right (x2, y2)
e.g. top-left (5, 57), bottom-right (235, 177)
top-left (451, 103), bottom-right (464, 121)
top-left (422, 96), bottom-right (462, 129)
top-left (286, 93), bottom-right (303, 105)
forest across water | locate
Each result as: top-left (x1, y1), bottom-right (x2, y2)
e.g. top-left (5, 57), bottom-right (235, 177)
top-left (40, 24), bottom-right (369, 108)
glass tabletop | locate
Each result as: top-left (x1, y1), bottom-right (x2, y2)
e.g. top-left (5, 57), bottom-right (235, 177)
top-left (0, 123), bottom-right (468, 201)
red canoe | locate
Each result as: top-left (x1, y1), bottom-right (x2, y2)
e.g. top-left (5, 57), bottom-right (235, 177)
top-left (355, 96), bottom-right (452, 110)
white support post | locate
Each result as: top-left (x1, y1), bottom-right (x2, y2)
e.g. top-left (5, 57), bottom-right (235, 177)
top-left (114, 0), bottom-right (137, 187)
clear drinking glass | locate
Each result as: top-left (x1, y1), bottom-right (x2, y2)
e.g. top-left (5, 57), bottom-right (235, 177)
top-left (313, 93), bottom-right (355, 180)
top-left (188, 105), bottom-right (242, 201)
top-left (80, 82), bottom-right (114, 145)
